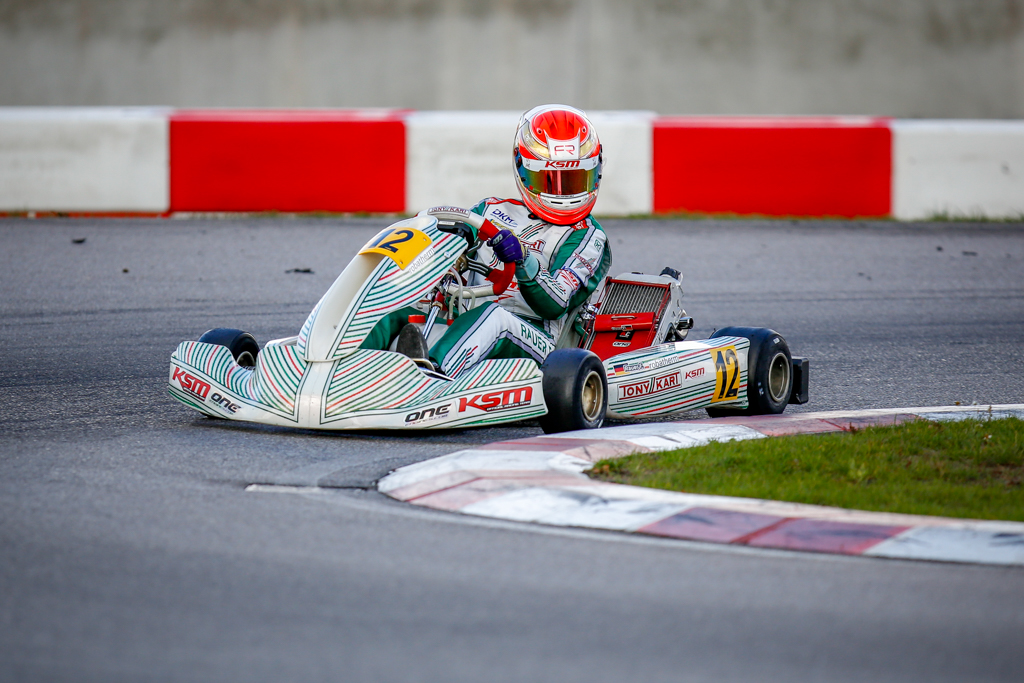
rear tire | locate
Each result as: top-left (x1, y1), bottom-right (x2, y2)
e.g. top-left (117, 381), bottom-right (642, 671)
top-left (198, 328), bottom-right (260, 367)
top-left (538, 349), bottom-right (607, 434)
top-left (706, 327), bottom-right (791, 417)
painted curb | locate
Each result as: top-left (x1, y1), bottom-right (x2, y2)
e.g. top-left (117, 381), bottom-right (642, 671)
top-left (379, 405), bottom-right (1024, 566)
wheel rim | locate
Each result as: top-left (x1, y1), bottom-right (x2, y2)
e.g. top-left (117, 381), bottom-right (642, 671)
top-left (580, 370), bottom-right (604, 422)
top-left (236, 351), bottom-right (256, 368)
top-left (767, 352), bottom-right (790, 403)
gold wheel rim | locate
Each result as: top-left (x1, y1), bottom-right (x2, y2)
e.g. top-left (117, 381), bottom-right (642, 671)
top-left (767, 351), bottom-right (791, 403)
top-left (581, 370), bottom-right (604, 421)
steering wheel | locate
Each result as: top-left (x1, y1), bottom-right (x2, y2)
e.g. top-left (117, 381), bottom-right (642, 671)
top-left (421, 206), bottom-right (515, 297)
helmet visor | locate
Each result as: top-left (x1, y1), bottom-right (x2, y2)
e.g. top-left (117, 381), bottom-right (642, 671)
top-left (517, 156), bottom-right (600, 197)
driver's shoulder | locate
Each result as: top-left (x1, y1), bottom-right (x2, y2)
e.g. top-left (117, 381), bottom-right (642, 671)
top-left (473, 197), bottom-right (531, 228)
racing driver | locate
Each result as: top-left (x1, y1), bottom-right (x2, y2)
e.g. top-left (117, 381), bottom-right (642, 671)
top-left (367, 104), bottom-right (612, 376)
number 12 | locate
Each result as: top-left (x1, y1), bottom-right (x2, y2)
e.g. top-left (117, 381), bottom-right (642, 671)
top-left (714, 347), bottom-right (739, 401)
top-left (369, 229), bottom-right (414, 253)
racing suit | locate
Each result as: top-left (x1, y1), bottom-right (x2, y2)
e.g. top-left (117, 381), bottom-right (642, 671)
top-left (426, 197), bottom-right (611, 375)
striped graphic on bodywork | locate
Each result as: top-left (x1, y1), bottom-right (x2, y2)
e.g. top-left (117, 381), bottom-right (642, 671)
top-left (424, 357), bottom-right (546, 428)
top-left (606, 337), bottom-right (749, 416)
top-left (431, 357), bottom-right (540, 397)
top-left (296, 297), bottom-right (322, 353)
top-left (294, 226), bottom-right (464, 361)
top-left (332, 230), bottom-right (463, 358)
top-left (250, 344), bottom-right (308, 417)
top-left (171, 341), bottom-right (307, 420)
top-left (322, 352), bottom-right (543, 426)
top-left (323, 350), bottom-right (445, 419)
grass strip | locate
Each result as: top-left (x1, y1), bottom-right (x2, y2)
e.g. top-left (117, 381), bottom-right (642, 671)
top-left (590, 417), bottom-right (1024, 522)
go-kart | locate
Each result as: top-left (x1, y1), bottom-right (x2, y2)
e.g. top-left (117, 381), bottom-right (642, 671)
top-left (168, 207), bottom-right (808, 433)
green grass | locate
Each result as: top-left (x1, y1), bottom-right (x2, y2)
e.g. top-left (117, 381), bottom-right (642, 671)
top-left (925, 210), bottom-right (1024, 223)
top-left (590, 417), bottom-right (1024, 521)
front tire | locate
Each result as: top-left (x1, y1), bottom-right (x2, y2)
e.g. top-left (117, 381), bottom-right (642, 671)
top-left (706, 327), bottom-right (792, 417)
top-left (538, 349), bottom-right (607, 434)
top-left (198, 328), bottom-right (260, 367)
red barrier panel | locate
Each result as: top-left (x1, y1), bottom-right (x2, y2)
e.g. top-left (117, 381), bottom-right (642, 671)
top-left (170, 110), bottom-right (407, 212)
top-left (653, 117), bottom-right (892, 217)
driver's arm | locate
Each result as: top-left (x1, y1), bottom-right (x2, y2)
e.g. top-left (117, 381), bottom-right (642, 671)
top-left (516, 220), bottom-right (611, 320)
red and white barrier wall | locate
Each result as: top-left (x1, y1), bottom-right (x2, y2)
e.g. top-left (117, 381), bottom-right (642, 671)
top-left (1, 108), bottom-right (1022, 220)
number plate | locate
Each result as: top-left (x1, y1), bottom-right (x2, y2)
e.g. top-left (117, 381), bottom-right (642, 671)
top-left (711, 345), bottom-right (741, 403)
top-left (358, 228), bottom-right (433, 269)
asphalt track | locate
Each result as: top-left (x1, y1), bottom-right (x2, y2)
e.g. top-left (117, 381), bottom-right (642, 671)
top-left (1, 216), bottom-right (1022, 682)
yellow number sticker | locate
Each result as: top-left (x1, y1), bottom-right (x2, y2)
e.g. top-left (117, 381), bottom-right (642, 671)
top-left (710, 345), bottom-right (741, 403)
top-left (358, 228), bottom-right (432, 269)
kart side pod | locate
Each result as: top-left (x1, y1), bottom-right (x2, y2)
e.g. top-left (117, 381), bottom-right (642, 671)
top-left (584, 269), bottom-right (689, 360)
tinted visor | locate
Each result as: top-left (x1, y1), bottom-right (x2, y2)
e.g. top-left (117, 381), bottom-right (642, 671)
top-left (517, 164), bottom-right (599, 197)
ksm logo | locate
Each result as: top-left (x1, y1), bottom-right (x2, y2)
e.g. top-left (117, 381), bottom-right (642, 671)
top-left (618, 372), bottom-right (680, 401)
top-left (459, 387), bottom-right (533, 413)
top-left (172, 367), bottom-right (211, 400)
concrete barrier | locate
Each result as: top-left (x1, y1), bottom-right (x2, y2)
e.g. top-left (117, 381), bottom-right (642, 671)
top-left (170, 109), bottom-right (407, 213)
top-left (2, 108), bottom-right (1023, 220)
top-left (892, 120), bottom-right (1024, 220)
top-left (0, 108), bottom-right (168, 213)
top-left (653, 116), bottom-right (892, 217)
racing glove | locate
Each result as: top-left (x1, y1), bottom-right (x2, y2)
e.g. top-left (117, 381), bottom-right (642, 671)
top-left (488, 229), bottom-right (525, 263)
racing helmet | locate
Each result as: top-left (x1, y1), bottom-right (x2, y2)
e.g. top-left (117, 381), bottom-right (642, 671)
top-left (513, 104), bottom-right (602, 225)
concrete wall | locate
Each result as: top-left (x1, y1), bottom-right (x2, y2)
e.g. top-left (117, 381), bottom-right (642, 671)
top-left (1, 0), bottom-right (1022, 117)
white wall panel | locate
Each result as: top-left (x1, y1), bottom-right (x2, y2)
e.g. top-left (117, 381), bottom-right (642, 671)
top-left (406, 110), bottom-right (653, 216)
top-left (0, 108), bottom-right (169, 212)
top-left (406, 111), bottom-right (521, 213)
top-left (893, 121), bottom-right (1024, 220)
top-left (588, 111), bottom-right (654, 216)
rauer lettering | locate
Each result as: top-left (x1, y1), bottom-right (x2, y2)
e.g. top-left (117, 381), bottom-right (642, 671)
top-left (405, 404), bottom-right (451, 423)
top-left (618, 372), bottom-right (681, 401)
top-left (519, 323), bottom-right (552, 353)
top-left (459, 387), bottom-right (533, 413)
top-left (173, 367), bottom-right (211, 400)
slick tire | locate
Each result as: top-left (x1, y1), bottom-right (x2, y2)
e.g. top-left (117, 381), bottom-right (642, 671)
top-left (198, 328), bottom-right (260, 368)
top-left (538, 349), bottom-right (608, 434)
top-left (706, 327), bottom-right (792, 417)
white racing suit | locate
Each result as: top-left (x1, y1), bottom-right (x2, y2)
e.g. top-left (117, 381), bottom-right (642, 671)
top-left (427, 197), bottom-right (612, 375)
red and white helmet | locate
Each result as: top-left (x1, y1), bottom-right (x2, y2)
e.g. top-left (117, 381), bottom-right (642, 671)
top-left (513, 104), bottom-right (602, 225)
